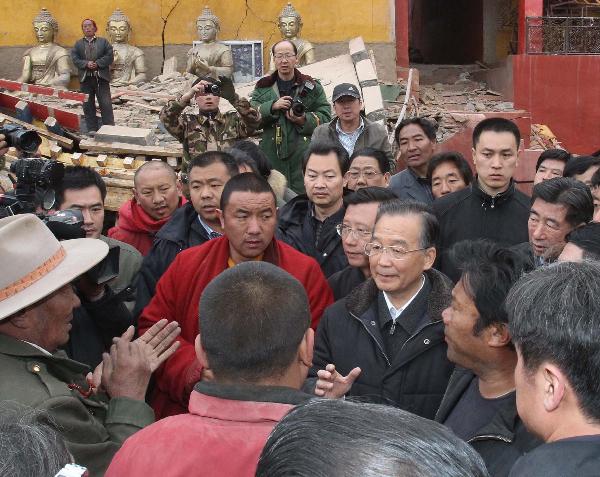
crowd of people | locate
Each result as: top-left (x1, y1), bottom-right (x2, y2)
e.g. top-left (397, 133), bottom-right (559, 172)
top-left (1, 32), bottom-right (600, 477)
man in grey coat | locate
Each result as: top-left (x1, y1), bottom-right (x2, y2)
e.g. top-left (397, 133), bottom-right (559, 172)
top-left (311, 83), bottom-right (392, 167)
top-left (71, 19), bottom-right (115, 133)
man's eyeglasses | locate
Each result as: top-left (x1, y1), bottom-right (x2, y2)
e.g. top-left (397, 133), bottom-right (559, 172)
top-left (346, 170), bottom-right (383, 180)
top-left (336, 224), bottom-right (372, 240)
top-left (274, 53), bottom-right (296, 60)
top-left (364, 242), bottom-right (427, 260)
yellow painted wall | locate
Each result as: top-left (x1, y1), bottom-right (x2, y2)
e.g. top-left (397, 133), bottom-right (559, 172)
top-left (0, 0), bottom-right (394, 47)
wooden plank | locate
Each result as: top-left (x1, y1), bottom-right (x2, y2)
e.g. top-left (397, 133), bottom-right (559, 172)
top-left (0, 112), bottom-right (74, 148)
top-left (49, 145), bottom-right (62, 159)
top-left (111, 89), bottom-right (176, 100)
top-left (79, 139), bottom-right (183, 157)
top-left (0, 78), bottom-right (88, 102)
top-left (123, 156), bottom-right (135, 169)
top-left (0, 92), bottom-right (82, 131)
top-left (96, 154), bottom-right (108, 167)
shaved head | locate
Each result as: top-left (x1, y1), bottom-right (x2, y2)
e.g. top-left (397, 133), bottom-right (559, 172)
top-left (134, 161), bottom-right (177, 189)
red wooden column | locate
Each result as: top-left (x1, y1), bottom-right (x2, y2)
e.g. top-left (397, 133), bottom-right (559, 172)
top-left (518, 0), bottom-right (544, 54)
top-left (395, 0), bottom-right (410, 73)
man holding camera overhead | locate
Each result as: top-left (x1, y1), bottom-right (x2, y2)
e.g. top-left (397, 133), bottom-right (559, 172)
top-left (160, 76), bottom-right (260, 175)
top-left (251, 40), bottom-right (331, 194)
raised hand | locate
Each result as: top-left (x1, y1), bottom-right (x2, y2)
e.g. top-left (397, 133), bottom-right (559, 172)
top-left (314, 364), bottom-right (361, 399)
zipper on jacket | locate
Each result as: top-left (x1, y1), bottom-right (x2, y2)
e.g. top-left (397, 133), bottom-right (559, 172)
top-left (349, 311), bottom-right (391, 366)
top-left (398, 319), bottom-right (443, 355)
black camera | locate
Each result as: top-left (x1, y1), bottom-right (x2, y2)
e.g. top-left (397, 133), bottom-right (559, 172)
top-left (290, 81), bottom-right (315, 116)
top-left (0, 158), bottom-right (64, 217)
top-left (207, 83), bottom-right (221, 96)
top-left (0, 124), bottom-right (42, 154)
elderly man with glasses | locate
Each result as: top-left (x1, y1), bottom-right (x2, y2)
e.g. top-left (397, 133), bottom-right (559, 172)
top-left (305, 199), bottom-right (454, 419)
top-left (251, 39), bottom-right (331, 195)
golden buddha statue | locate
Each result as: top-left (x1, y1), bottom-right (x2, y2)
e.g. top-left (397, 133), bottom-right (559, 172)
top-left (268, 2), bottom-right (316, 72)
top-left (18, 8), bottom-right (70, 89)
top-left (106, 8), bottom-right (148, 87)
top-left (186, 6), bottom-right (233, 79)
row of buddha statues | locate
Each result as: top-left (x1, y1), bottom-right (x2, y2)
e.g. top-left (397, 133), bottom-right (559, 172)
top-left (17, 3), bottom-right (316, 90)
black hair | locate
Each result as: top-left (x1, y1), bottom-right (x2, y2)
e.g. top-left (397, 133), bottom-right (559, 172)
top-left (199, 261), bottom-right (310, 382)
top-left (426, 151), bottom-right (474, 185)
top-left (55, 166), bottom-right (107, 208)
top-left (535, 148), bottom-right (571, 171)
top-left (472, 117), bottom-right (520, 149)
top-left (225, 147), bottom-right (259, 174)
top-left (375, 199), bottom-right (438, 249)
top-left (302, 141), bottom-right (350, 176)
top-left (349, 147), bottom-right (391, 174)
top-left (232, 140), bottom-right (273, 179)
top-left (565, 222), bottom-right (600, 260)
top-left (563, 155), bottom-right (600, 179)
top-left (506, 261), bottom-right (600, 422)
top-left (450, 240), bottom-right (531, 335)
top-left (271, 39), bottom-right (298, 56)
top-left (256, 399), bottom-right (490, 477)
top-left (394, 117), bottom-right (437, 145)
top-left (343, 186), bottom-right (397, 208)
top-left (219, 172), bottom-right (276, 211)
top-left (531, 177), bottom-right (594, 227)
top-left (187, 150), bottom-right (238, 177)
top-left (133, 160), bottom-right (177, 188)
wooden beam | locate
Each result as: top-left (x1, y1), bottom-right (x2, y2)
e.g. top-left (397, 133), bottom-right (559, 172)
top-left (79, 139), bottom-right (183, 157)
top-left (0, 78), bottom-right (88, 102)
top-left (0, 112), bottom-right (73, 148)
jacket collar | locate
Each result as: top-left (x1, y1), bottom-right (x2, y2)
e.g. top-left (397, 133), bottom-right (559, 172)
top-left (118, 197), bottom-right (186, 234)
top-left (255, 68), bottom-right (314, 89)
top-left (472, 179), bottom-right (516, 210)
top-left (345, 268), bottom-right (452, 323)
top-left (156, 202), bottom-right (208, 243)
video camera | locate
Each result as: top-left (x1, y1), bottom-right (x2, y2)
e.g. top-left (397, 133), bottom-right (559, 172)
top-left (0, 124), bottom-right (43, 154)
top-left (290, 81), bottom-right (315, 116)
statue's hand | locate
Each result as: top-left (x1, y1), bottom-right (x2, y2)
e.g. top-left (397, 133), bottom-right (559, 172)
top-left (194, 59), bottom-right (211, 75)
top-left (217, 75), bottom-right (236, 103)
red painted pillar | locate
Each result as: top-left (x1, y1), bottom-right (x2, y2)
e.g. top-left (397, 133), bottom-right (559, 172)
top-left (395, 0), bottom-right (409, 72)
top-left (518, 0), bottom-right (544, 54)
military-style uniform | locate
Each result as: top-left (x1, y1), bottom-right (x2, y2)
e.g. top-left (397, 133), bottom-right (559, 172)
top-left (0, 334), bottom-right (154, 476)
top-left (159, 94), bottom-right (260, 173)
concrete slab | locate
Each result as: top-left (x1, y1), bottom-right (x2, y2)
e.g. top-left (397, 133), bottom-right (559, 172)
top-left (94, 125), bottom-right (156, 146)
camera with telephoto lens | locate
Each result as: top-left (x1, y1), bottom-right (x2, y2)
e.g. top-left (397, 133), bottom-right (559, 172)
top-left (0, 158), bottom-right (64, 217)
top-left (290, 81), bottom-right (315, 116)
top-left (0, 124), bottom-right (42, 154)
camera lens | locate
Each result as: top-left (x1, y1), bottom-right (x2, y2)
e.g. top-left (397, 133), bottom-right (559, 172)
top-left (209, 84), bottom-right (221, 95)
top-left (12, 130), bottom-right (42, 154)
top-left (291, 102), bottom-right (305, 116)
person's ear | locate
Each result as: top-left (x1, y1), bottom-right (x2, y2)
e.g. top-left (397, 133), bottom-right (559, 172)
top-left (176, 180), bottom-right (183, 196)
top-left (383, 172), bottom-right (391, 187)
top-left (132, 188), bottom-right (140, 203)
top-left (195, 334), bottom-right (210, 369)
top-left (422, 247), bottom-right (436, 271)
top-left (216, 208), bottom-right (224, 229)
top-left (487, 323), bottom-right (512, 348)
top-left (543, 364), bottom-right (565, 413)
top-left (298, 328), bottom-right (314, 369)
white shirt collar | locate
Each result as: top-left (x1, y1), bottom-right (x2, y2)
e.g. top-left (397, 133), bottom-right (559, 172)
top-left (382, 275), bottom-right (426, 321)
top-left (197, 215), bottom-right (217, 235)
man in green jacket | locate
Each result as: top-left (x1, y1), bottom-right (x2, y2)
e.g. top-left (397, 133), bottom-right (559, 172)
top-left (0, 214), bottom-right (180, 476)
top-left (251, 40), bottom-right (331, 194)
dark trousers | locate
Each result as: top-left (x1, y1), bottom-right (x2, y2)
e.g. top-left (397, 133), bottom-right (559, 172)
top-left (80, 76), bottom-right (114, 132)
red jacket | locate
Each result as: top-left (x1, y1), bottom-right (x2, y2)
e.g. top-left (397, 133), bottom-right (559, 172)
top-left (105, 383), bottom-right (308, 477)
top-left (138, 236), bottom-right (333, 418)
top-left (108, 197), bottom-right (186, 255)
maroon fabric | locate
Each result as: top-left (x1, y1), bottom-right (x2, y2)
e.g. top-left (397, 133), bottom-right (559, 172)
top-left (138, 236), bottom-right (333, 418)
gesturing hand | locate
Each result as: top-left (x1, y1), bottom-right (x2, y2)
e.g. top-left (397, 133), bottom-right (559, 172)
top-left (135, 319), bottom-right (181, 372)
top-left (272, 96), bottom-right (292, 112)
top-left (314, 364), bottom-right (361, 399)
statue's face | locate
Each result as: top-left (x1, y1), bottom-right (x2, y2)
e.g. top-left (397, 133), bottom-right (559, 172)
top-left (33, 22), bottom-right (54, 44)
top-left (279, 16), bottom-right (300, 39)
top-left (197, 20), bottom-right (217, 42)
top-left (108, 20), bottom-right (130, 43)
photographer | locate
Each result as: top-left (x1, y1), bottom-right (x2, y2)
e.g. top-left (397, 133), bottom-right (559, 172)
top-left (159, 75), bottom-right (260, 175)
top-left (251, 40), bottom-right (331, 194)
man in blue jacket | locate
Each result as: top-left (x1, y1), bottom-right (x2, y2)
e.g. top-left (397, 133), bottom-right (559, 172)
top-left (71, 18), bottom-right (115, 133)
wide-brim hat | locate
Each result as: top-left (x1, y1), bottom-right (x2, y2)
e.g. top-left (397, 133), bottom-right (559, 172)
top-left (0, 214), bottom-right (108, 321)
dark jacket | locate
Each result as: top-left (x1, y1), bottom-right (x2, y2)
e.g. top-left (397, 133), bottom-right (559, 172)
top-left (311, 116), bottom-right (393, 165)
top-left (509, 436), bottom-right (600, 477)
top-left (276, 194), bottom-right (348, 278)
top-left (71, 36), bottom-right (113, 82)
top-left (67, 286), bottom-right (134, 368)
top-left (436, 368), bottom-right (541, 477)
top-left (0, 334), bottom-right (154, 476)
top-left (433, 181), bottom-right (530, 281)
top-left (389, 168), bottom-right (434, 204)
top-left (134, 203), bottom-right (211, 318)
top-left (250, 69), bottom-right (331, 194)
top-left (308, 269), bottom-right (454, 419)
top-left (327, 265), bottom-right (367, 301)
